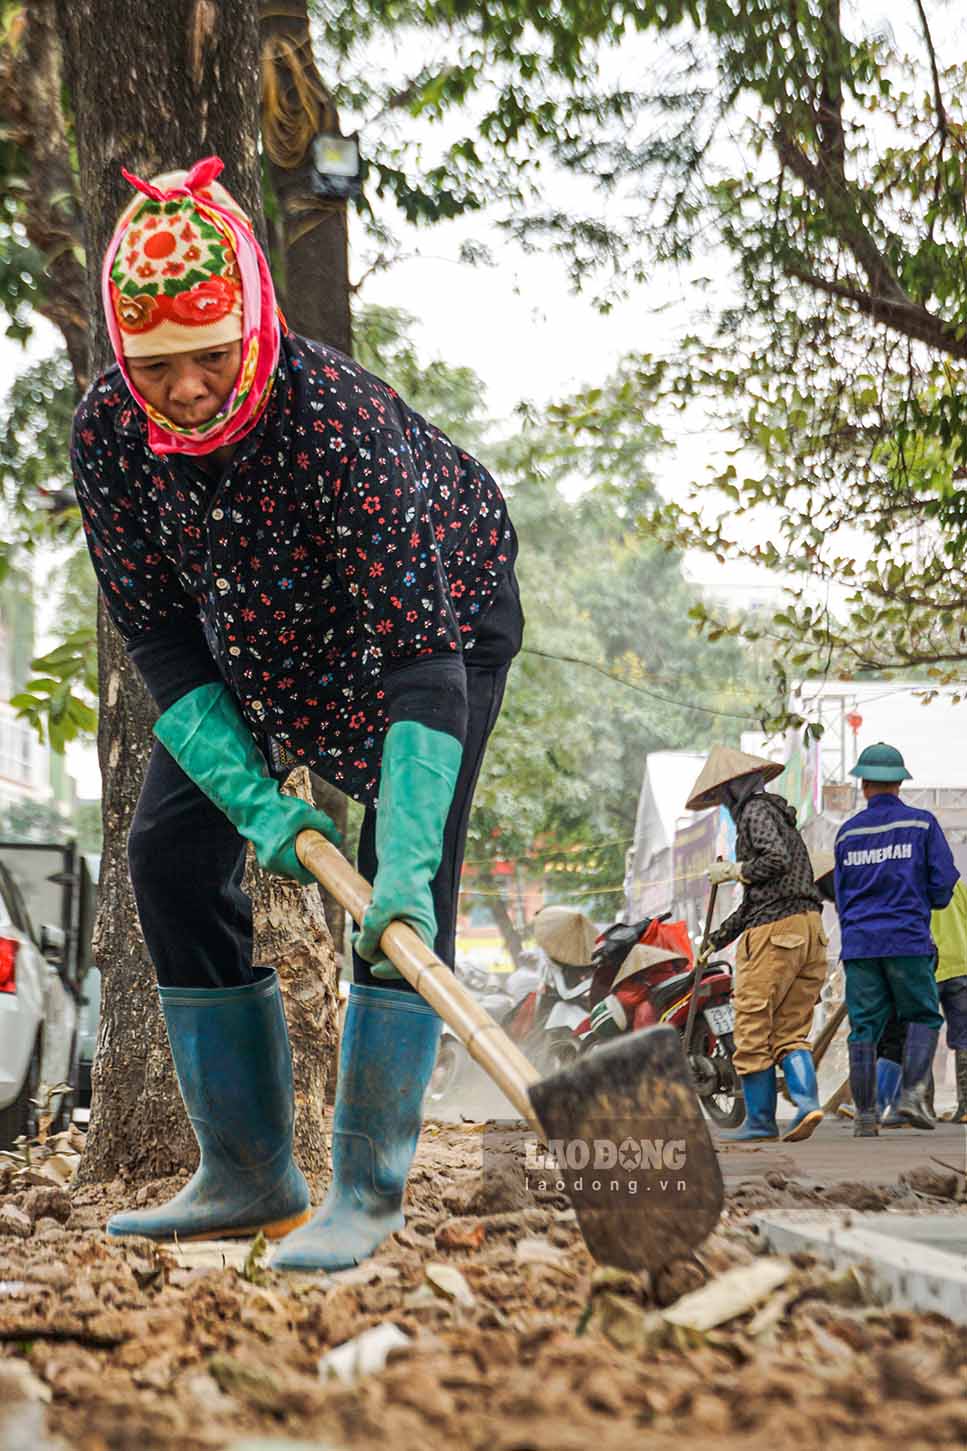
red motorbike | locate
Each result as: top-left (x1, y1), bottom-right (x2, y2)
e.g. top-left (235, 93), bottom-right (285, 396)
top-left (571, 914), bottom-right (745, 1128)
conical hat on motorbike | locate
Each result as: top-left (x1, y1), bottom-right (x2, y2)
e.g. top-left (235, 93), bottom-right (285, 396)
top-left (685, 745), bottom-right (783, 811)
top-left (532, 906), bottom-right (597, 967)
top-left (611, 943), bottom-right (690, 991)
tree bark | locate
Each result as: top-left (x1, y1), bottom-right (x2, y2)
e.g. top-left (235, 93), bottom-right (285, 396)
top-left (259, 0), bottom-right (352, 353)
top-left (260, 0), bottom-right (352, 954)
top-left (244, 771), bottom-right (338, 1194)
top-left (57, 0), bottom-right (336, 1185)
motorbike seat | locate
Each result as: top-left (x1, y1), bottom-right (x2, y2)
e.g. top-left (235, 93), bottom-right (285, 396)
top-left (648, 969), bottom-right (697, 1017)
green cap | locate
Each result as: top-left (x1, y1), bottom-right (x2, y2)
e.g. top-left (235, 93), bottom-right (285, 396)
top-left (850, 742), bottom-right (912, 782)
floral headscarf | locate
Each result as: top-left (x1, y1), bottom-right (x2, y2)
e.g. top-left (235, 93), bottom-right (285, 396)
top-left (101, 156), bottom-right (281, 456)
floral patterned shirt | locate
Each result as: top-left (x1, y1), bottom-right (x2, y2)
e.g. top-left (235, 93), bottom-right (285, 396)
top-left (71, 333), bottom-right (519, 805)
top-left (709, 793), bottom-right (823, 949)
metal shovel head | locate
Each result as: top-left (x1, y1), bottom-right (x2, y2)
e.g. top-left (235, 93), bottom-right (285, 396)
top-left (527, 1024), bottom-right (724, 1271)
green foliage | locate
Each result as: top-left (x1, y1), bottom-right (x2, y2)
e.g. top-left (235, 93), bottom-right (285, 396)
top-left (466, 359), bottom-right (752, 914)
top-left (348, 307), bottom-right (753, 912)
top-left (10, 630), bottom-right (98, 751)
top-left (72, 799), bottom-right (103, 854)
top-left (0, 350), bottom-right (78, 557)
top-left (314, 0), bottom-right (967, 709)
top-left (0, 348), bottom-right (97, 750)
top-left (354, 303), bottom-right (490, 452)
top-left (0, 797), bottom-right (68, 845)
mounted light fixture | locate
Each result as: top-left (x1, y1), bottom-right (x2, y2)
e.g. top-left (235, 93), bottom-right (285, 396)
top-left (310, 133), bottom-right (362, 201)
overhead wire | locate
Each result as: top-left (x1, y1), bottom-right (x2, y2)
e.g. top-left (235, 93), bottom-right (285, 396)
top-left (521, 645), bottom-right (763, 721)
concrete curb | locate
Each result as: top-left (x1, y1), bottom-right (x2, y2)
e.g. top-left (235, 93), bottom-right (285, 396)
top-left (751, 1209), bottom-right (967, 1323)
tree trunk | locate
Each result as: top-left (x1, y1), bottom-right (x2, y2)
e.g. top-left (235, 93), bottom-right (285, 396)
top-left (260, 0), bottom-right (352, 955)
top-left (58, 0), bottom-right (335, 1185)
top-left (259, 0), bottom-right (352, 353)
top-left (488, 885), bottom-right (525, 968)
top-left (245, 770), bottom-right (338, 1195)
top-left (84, 608), bottom-right (198, 1179)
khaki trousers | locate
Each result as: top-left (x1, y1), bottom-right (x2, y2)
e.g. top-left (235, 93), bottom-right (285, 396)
top-left (732, 911), bottom-right (828, 1076)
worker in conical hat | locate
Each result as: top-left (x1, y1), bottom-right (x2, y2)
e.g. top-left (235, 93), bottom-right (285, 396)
top-left (532, 906), bottom-right (597, 967)
top-left (686, 745), bottom-right (827, 1143)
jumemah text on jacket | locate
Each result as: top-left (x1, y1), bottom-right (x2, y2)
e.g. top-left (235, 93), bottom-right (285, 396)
top-left (834, 793), bottom-right (959, 960)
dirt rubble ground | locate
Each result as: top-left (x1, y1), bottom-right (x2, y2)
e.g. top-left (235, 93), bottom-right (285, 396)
top-left (0, 1118), bottom-right (965, 1451)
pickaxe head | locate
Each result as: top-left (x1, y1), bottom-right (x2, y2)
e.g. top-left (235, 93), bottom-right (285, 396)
top-left (527, 1025), bottom-right (724, 1271)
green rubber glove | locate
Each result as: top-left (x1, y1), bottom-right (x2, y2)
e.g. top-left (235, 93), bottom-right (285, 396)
top-left (153, 683), bottom-right (341, 884)
top-left (355, 720), bottom-right (463, 980)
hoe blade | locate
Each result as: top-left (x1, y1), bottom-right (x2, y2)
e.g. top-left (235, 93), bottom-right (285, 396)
top-left (527, 1024), bottom-right (724, 1271)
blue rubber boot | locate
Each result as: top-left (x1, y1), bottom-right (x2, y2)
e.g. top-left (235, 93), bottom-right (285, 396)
top-left (272, 984), bottom-right (441, 1272)
top-left (875, 1058), bottom-right (902, 1121)
top-left (779, 1049), bottom-right (823, 1142)
top-left (107, 968), bottom-right (310, 1241)
top-left (724, 1067), bottom-right (779, 1140)
top-left (849, 1041), bottom-right (878, 1137)
top-left (881, 1023), bottom-right (939, 1131)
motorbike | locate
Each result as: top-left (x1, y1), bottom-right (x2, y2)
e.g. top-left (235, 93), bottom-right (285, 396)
top-left (517, 947), bottom-right (595, 1078)
top-left (551, 912), bottom-right (745, 1128)
top-left (425, 955), bottom-right (543, 1108)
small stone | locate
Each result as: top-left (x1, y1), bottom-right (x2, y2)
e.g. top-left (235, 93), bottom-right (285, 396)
top-left (653, 1256), bottom-right (708, 1308)
top-left (33, 1221), bottom-right (68, 1243)
top-left (435, 1217), bottom-right (487, 1252)
top-left (0, 1360), bottom-right (52, 1404)
top-left (0, 1204), bottom-right (31, 1238)
top-left (898, 1166), bottom-right (962, 1202)
top-left (20, 1187), bottom-right (71, 1227)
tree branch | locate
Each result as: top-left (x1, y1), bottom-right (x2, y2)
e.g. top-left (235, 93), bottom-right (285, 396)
top-left (782, 259), bottom-right (967, 358)
top-left (0, 0), bottom-right (89, 390)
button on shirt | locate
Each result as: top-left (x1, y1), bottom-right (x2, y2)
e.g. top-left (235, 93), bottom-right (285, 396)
top-left (834, 793), bottom-right (959, 960)
top-left (71, 333), bottom-right (519, 805)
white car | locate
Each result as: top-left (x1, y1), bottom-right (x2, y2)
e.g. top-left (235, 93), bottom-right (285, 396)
top-left (0, 857), bottom-right (77, 1148)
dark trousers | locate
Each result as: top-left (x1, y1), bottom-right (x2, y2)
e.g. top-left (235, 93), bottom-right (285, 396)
top-left (128, 665), bottom-right (508, 991)
top-left (844, 955), bottom-right (944, 1044)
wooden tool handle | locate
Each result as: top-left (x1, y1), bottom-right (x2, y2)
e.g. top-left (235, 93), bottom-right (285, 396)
top-left (296, 830), bottom-right (542, 1130)
top-left (810, 999), bottom-right (848, 1069)
top-left (682, 876), bottom-right (720, 1053)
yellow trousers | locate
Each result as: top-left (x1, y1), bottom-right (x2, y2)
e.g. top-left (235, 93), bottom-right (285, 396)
top-left (732, 911), bottom-right (828, 1076)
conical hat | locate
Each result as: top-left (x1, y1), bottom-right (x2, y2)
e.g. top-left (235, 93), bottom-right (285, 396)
top-left (685, 745), bottom-right (784, 811)
top-left (612, 943), bottom-right (690, 991)
top-left (532, 906), bottom-right (597, 967)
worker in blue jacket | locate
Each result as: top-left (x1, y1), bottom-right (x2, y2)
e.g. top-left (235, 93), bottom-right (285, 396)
top-left (835, 742), bottom-right (958, 1136)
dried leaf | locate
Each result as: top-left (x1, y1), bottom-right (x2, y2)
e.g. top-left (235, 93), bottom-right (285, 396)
top-left (425, 1263), bottom-right (475, 1307)
top-left (662, 1259), bottom-right (793, 1331)
top-left (241, 1232), bottom-right (269, 1285)
top-left (515, 1237), bottom-right (567, 1270)
top-left (318, 1323), bottom-right (411, 1385)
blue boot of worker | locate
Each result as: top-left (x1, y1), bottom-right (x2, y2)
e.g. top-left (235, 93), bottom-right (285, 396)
top-left (875, 1058), bottom-right (902, 1122)
top-left (107, 968), bottom-right (311, 1241)
top-left (272, 984), bottom-right (441, 1272)
top-left (779, 1049), bottom-right (823, 1142)
top-left (881, 1023), bottom-right (939, 1131)
top-left (725, 1067), bottom-right (779, 1140)
top-left (849, 1041), bottom-right (878, 1137)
